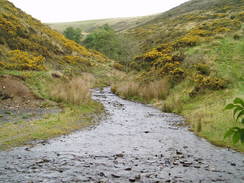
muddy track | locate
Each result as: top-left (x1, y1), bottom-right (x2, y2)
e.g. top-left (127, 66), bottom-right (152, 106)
top-left (0, 88), bottom-right (243, 183)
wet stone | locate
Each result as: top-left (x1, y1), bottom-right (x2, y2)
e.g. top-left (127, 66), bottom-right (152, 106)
top-left (129, 178), bottom-right (136, 182)
top-left (230, 162), bottom-right (236, 166)
top-left (24, 147), bottom-right (30, 151)
top-left (129, 175), bottom-right (141, 182)
top-left (114, 153), bottom-right (124, 158)
top-left (180, 161), bottom-right (192, 167)
top-left (176, 150), bottom-right (183, 155)
top-left (98, 172), bottom-right (106, 177)
top-left (111, 174), bottom-right (120, 178)
top-left (194, 165), bottom-right (201, 169)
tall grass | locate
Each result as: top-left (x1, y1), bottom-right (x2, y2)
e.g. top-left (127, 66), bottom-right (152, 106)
top-left (141, 79), bottom-right (171, 101)
top-left (161, 94), bottom-right (183, 113)
top-left (49, 74), bottom-right (95, 105)
top-left (112, 81), bottom-right (140, 99)
top-left (112, 78), bottom-right (170, 102)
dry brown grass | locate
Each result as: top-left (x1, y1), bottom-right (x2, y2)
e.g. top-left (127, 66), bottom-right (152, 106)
top-left (112, 77), bottom-right (171, 101)
top-left (140, 79), bottom-right (170, 101)
top-left (0, 75), bottom-right (36, 99)
top-left (49, 74), bottom-right (95, 105)
top-left (112, 81), bottom-right (140, 98)
top-left (107, 69), bottom-right (127, 82)
top-left (80, 73), bottom-right (96, 87)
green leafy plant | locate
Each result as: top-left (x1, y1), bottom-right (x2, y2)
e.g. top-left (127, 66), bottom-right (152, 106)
top-left (224, 98), bottom-right (244, 144)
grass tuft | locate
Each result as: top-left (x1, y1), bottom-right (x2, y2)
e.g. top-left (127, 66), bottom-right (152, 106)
top-left (112, 77), bottom-right (171, 103)
top-left (49, 75), bottom-right (94, 105)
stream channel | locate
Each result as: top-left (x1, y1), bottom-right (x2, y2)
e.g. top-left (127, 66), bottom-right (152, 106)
top-left (0, 87), bottom-right (243, 183)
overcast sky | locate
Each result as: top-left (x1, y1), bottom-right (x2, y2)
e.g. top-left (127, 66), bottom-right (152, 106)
top-left (9, 0), bottom-right (189, 23)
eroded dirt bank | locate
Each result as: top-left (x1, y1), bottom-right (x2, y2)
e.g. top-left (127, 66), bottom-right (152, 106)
top-left (0, 75), bottom-right (60, 125)
top-left (0, 88), bottom-right (243, 183)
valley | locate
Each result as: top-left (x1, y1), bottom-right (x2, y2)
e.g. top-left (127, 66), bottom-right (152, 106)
top-left (0, 0), bottom-right (244, 182)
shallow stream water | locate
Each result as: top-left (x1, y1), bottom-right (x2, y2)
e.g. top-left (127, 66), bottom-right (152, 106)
top-left (0, 88), bottom-right (243, 183)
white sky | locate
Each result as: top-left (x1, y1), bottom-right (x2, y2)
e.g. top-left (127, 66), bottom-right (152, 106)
top-left (8, 0), bottom-right (189, 23)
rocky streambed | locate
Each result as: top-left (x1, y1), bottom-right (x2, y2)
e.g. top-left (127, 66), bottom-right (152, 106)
top-left (0, 88), bottom-right (243, 183)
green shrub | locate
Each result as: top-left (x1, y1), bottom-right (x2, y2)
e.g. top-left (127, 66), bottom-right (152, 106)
top-left (224, 98), bottom-right (244, 144)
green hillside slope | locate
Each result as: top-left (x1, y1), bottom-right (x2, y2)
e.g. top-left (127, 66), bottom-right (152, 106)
top-left (124, 0), bottom-right (244, 54)
top-left (112, 0), bottom-right (244, 151)
top-left (0, 0), bottom-right (114, 150)
top-left (0, 0), bottom-right (110, 72)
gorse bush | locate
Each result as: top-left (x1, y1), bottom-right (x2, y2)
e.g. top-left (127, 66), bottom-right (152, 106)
top-left (193, 74), bottom-right (227, 89)
top-left (189, 74), bottom-right (227, 97)
top-left (0, 0), bottom-right (109, 71)
top-left (0, 50), bottom-right (46, 70)
top-left (63, 55), bottom-right (91, 66)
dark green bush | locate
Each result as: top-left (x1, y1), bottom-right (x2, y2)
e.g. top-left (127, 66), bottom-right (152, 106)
top-left (195, 63), bottom-right (211, 75)
top-left (63, 27), bottom-right (82, 44)
top-left (233, 34), bottom-right (240, 40)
